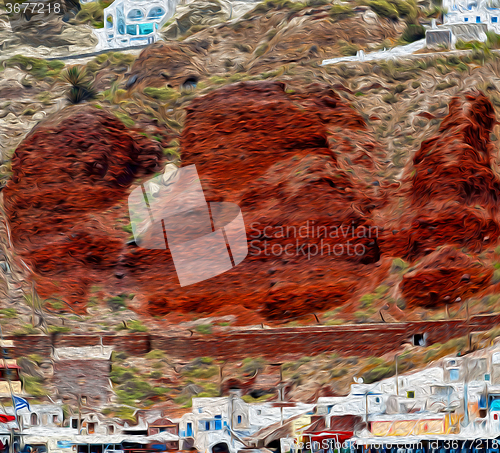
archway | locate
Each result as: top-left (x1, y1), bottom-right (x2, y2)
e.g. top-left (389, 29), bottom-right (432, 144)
top-left (211, 443), bottom-right (230, 453)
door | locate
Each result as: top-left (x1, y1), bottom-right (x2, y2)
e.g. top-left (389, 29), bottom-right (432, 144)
top-left (186, 422), bottom-right (193, 437)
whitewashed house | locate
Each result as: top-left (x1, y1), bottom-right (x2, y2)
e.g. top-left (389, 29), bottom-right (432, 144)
top-left (443, 0), bottom-right (500, 31)
top-left (178, 396), bottom-right (314, 453)
top-left (96, 0), bottom-right (179, 49)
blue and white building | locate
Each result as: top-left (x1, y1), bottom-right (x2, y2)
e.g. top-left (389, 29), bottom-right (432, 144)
top-left (94, 0), bottom-right (179, 49)
top-left (443, 0), bottom-right (500, 31)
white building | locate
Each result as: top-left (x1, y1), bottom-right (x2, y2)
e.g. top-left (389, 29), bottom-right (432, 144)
top-left (178, 396), bottom-right (314, 453)
top-left (443, 0), bottom-right (500, 31)
top-left (95, 0), bottom-right (179, 49)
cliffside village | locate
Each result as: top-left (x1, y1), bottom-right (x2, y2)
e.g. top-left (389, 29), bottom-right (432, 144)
top-left (3, 339), bottom-right (500, 453)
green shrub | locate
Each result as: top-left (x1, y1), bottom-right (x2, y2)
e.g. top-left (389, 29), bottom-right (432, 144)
top-left (48, 326), bottom-right (71, 334)
top-left (244, 0), bottom-right (303, 17)
top-left (196, 324), bottom-right (213, 335)
top-left (73, 0), bottom-right (114, 27)
top-left (146, 350), bottom-right (165, 360)
top-left (391, 258), bottom-right (409, 272)
top-left (143, 87), bottom-right (178, 102)
top-left (330, 367), bottom-right (349, 378)
top-left (183, 366), bottom-right (219, 379)
top-left (383, 93), bottom-right (398, 104)
top-left (114, 406), bottom-right (136, 421)
top-left (114, 112), bottom-right (135, 127)
top-left (117, 381), bottom-right (157, 407)
top-left (242, 357), bottom-right (266, 375)
top-left (255, 43), bottom-right (269, 57)
top-left (127, 320), bottom-right (148, 332)
top-left (363, 364), bottom-right (395, 383)
top-left (0, 308), bottom-right (17, 318)
top-left (62, 66), bottom-right (96, 104)
top-left (487, 31), bottom-right (500, 48)
top-left (306, 0), bottom-right (330, 5)
top-left (338, 40), bottom-right (359, 56)
top-left (329, 3), bottom-right (354, 20)
top-left (3, 56), bottom-right (64, 79)
top-left (402, 23), bottom-right (425, 43)
top-left (360, 294), bottom-right (376, 308)
top-left (13, 324), bottom-right (39, 336)
top-left (107, 294), bottom-right (129, 311)
top-left (110, 365), bottom-right (136, 384)
top-left (22, 376), bottom-right (49, 397)
top-left (366, 0), bottom-right (399, 20)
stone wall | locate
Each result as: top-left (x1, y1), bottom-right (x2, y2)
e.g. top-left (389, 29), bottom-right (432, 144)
top-left (5, 313), bottom-right (500, 361)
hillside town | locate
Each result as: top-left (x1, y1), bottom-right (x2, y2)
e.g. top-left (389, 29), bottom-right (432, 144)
top-left (2, 334), bottom-right (500, 453)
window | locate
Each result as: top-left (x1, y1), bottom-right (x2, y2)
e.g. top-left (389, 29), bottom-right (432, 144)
top-left (375, 397), bottom-right (380, 403)
top-left (53, 415), bottom-right (58, 424)
top-left (450, 369), bottom-right (460, 382)
top-left (237, 415), bottom-right (242, 424)
top-left (108, 426), bottom-right (114, 435)
top-left (71, 419), bottom-right (78, 429)
top-left (476, 16), bottom-right (481, 22)
top-left (80, 396), bottom-right (87, 405)
top-left (106, 15), bottom-right (113, 28)
top-left (407, 391), bottom-right (415, 399)
top-left (30, 414), bottom-right (38, 426)
top-left (118, 19), bottom-right (125, 34)
top-left (215, 420), bottom-right (222, 430)
top-left (147, 7), bottom-right (165, 19)
top-left (493, 16), bottom-right (498, 22)
top-left (413, 334), bottom-right (426, 347)
top-left (205, 421), bottom-right (210, 431)
top-left (198, 408), bottom-right (202, 413)
top-left (126, 25), bottom-right (137, 35)
top-left (127, 9), bottom-right (144, 20)
top-left (257, 410), bottom-right (262, 415)
top-left (486, 374), bottom-right (491, 381)
top-left (139, 23), bottom-right (154, 35)
top-left (465, 17), bottom-right (469, 21)
top-left (87, 423), bottom-right (95, 434)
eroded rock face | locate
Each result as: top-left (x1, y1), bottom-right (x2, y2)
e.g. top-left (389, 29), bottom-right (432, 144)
top-left (401, 246), bottom-right (493, 308)
top-left (381, 90), bottom-right (500, 261)
top-left (126, 41), bottom-right (208, 90)
top-left (3, 106), bottom-right (163, 311)
top-left (118, 81), bottom-right (387, 319)
top-left (4, 83), bottom-right (500, 319)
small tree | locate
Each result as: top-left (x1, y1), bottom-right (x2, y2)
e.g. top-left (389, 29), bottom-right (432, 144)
top-left (62, 66), bottom-right (96, 104)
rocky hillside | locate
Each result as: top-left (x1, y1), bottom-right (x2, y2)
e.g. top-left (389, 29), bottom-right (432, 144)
top-left (2, 0), bottom-right (500, 334)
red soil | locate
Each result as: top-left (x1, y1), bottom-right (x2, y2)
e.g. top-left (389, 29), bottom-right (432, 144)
top-left (401, 246), bottom-right (493, 308)
top-left (3, 86), bottom-right (500, 322)
top-left (3, 106), bottom-right (163, 310)
top-left (380, 91), bottom-right (500, 260)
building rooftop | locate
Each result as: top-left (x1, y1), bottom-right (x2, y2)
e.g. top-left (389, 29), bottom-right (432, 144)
top-left (53, 346), bottom-right (113, 360)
